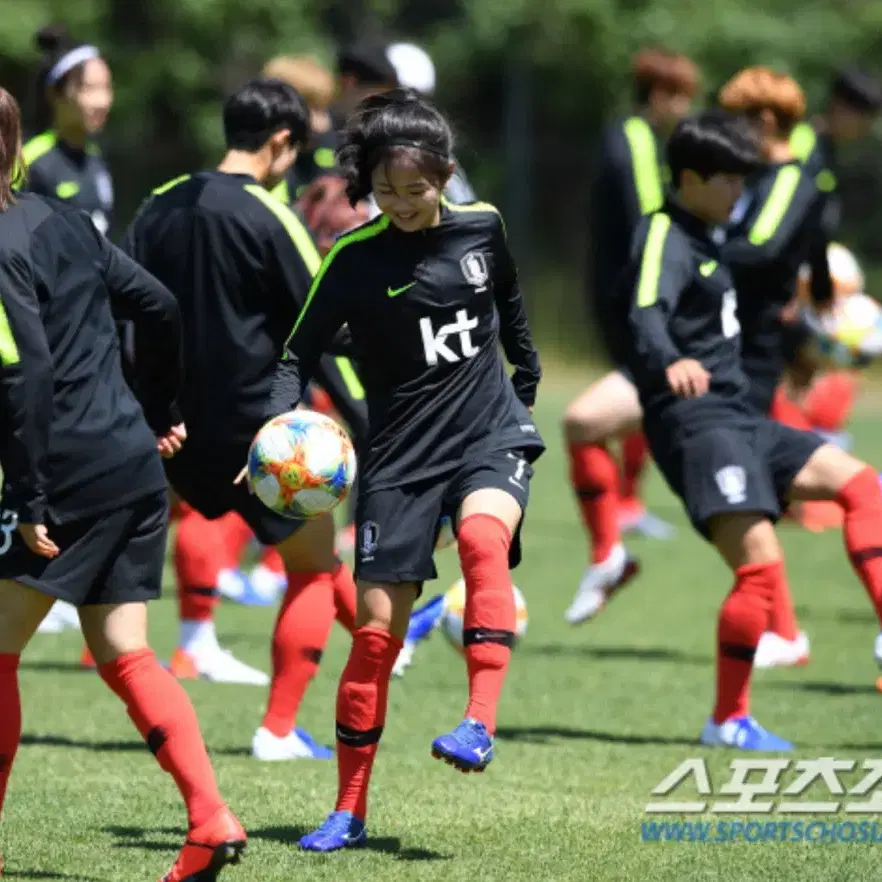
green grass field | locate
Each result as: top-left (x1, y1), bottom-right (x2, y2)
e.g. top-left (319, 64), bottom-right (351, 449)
top-left (5, 373), bottom-right (882, 881)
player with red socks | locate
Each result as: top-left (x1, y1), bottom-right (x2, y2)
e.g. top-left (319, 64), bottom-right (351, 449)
top-left (620, 110), bottom-right (882, 751)
top-left (123, 78), bottom-right (368, 761)
top-left (563, 48), bottom-right (698, 626)
top-left (262, 89), bottom-right (544, 850)
top-left (0, 87), bottom-right (243, 880)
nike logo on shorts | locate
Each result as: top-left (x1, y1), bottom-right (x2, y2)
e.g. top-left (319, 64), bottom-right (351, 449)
top-left (387, 282), bottom-right (416, 298)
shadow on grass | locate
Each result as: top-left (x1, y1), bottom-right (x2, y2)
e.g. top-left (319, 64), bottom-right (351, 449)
top-left (767, 680), bottom-right (878, 697)
top-left (20, 734), bottom-right (144, 753)
top-left (251, 826), bottom-right (451, 861)
top-left (5, 872), bottom-right (107, 881)
top-left (519, 643), bottom-right (710, 665)
top-left (18, 661), bottom-right (95, 675)
top-left (103, 825), bottom-right (179, 853)
top-left (495, 725), bottom-right (697, 747)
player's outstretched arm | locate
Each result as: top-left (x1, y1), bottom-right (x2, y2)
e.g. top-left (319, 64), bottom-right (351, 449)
top-left (99, 235), bottom-right (183, 434)
top-left (268, 252), bottom-right (352, 418)
top-left (626, 214), bottom-right (690, 381)
top-left (491, 214), bottom-right (541, 408)
top-left (0, 250), bottom-right (53, 528)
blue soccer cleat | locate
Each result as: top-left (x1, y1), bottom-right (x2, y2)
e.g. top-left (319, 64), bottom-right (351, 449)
top-left (293, 727), bottom-right (334, 760)
top-left (700, 716), bottom-right (793, 751)
top-left (299, 811), bottom-right (366, 852)
top-left (431, 718), bottom-right (494, 772)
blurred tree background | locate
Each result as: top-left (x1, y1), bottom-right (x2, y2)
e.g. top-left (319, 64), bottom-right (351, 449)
top-left (3, 0), bottom-right (882, 355)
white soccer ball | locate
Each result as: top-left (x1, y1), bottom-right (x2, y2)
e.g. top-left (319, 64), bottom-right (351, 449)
top-left (247, 409), bottom-right (357, 519)
top-left (440, 578), bottom-right (528, 654)
top-left (807, 292), bottom-right (882, 368)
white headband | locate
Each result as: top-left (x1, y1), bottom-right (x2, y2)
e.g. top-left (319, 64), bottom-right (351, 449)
top-left (46, 45), bottom-right (100, 85)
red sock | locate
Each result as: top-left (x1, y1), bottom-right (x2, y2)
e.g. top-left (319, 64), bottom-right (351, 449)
top-left (567, 442), bottom-right (621, 563)
top-left (838, 467), bottom-right (882, 624)
top-left (335, 627), bottom-right (402, 820)
top-left (332, 562), bottom-right (357, 634)
top-left (458, 514), bottom-right (514, 735)
top-left (769, 388), bottom-right (814, 430)
top-left (259, 546), bottom-right (285, 575)
top-left (621, 432), bottom-right (649, 503)
top-left (802, 372), bottom-right (857, 432)
top-left (767, 568), bottom-right (799, 641)
top-left (99, 649), bottom-right (225, 829)
top-left (0, 654), bottom-right (21, 818)
top-left (261, 571), bottom-right (336, 737)
top-left (713, 562), bottom-right (779, 723)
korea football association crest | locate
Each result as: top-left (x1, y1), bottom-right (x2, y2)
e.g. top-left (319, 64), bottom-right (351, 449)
top-left (360, 521), bottom-right (380, 562)
top-left (460, 250), bottom-right (489, 291)
top-left (715, 466), bottom-right (747, 505)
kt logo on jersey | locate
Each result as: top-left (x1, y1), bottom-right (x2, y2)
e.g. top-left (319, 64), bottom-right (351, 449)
top-left (460, 251), bottom-right (489, 291)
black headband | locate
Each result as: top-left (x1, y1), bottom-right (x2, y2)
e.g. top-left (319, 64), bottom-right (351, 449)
top-left (383, 138), bottom-right (450, 160)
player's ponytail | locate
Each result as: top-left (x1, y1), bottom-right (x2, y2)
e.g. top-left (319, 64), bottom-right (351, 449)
top-left (0, 88), bottom-right (23, 211)
top-left (338, 87), bottom-right (454, 207)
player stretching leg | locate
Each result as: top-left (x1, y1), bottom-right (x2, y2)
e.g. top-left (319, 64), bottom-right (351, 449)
top-left (0, 88), bottom-right (244, 879)
top-left (256, 89), bottom-right (544, 850)
top-left (717, 68), bottom-right (834, 669)
top-left (124, 78), bottom-right (366, 760)
top-left (621, 110), bottom-right (882, 750)
top-left (563, 48), bottom-right (698, 625)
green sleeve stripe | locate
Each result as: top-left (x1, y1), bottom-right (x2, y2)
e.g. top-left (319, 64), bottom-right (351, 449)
top-left (335, 356), bottom-right (365, 399)
top-left (443, 199), bottom-right (499, 216)
top-left (245, 184), bottom-right (322, 276)
top-left (789, 122), bottom-right (817, 163)
top-left (22, 132), bottom-right (57, 166)
top-left (286, 215), bottom-right (390, 345)
top-left (271, 179), bottom-right (290, 205)
top-left (636, 214), bottom-right (672, 308)
top-left (152, 174), bottom-right (191, 196)
top-left (748, 165), bottom-right (801, 245)
top-left (0, 300), bottom-right (20, 366)
top-left (623, 117), bottom-right (663, 215)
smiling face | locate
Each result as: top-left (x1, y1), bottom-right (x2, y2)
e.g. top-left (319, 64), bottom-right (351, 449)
top-left (54, 57), bottom-right (113, 137)
top-left (370, 152), bottom-right (453, 232)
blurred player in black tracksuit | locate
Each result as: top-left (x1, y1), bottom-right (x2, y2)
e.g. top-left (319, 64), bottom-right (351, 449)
top-left (0, 86), bottom-right (247, 882)
top-left (562, 47), bottom-right (699, 628)
top-left (620, 108), bottom-right (882, 753)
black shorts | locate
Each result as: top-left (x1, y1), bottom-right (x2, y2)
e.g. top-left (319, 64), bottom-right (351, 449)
top-left (164, 442), bottom-right (302, 547)
top-left (355, 448), bottom-right (533, 585)
top-left (649, 419), bottom-right (824, 538)
top-left (0, 491), bottom-right (168, 606)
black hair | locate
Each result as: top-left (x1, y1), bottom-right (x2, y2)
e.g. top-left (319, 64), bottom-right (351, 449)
top-left (830, 66), bottom-right (882, 113)
top-left (667, 109), bottom-right (763, 188)
top-left (34, 24), bottom-right (99, 128)
top-left (222, 77), bottom-right (310, 152)
top-left (337, 88), bottom-right (453, 206)
top-left (337, 42), bottom-right (398, 87)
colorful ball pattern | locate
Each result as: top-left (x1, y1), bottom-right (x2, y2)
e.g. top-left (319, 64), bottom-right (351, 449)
top-left (248, 410), bottom-right (357, 520)
top-left (806, 292), bottom-right (882, 368)
top-left (440, 577), bottom-right (528, 654)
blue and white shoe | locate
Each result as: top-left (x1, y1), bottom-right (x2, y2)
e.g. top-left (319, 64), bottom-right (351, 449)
top-left (431, 718), bottom-right (494, 772)
top-left (216, 568), bottom-right (276, 607)
top-left (299, 810), bottom-right (366, 852)
top-left (251, 726), bottom-right (333, 761)
top-left (392, 594), bottom-right (445, 678)
top-left (619, 508), bottom-right (678, 540)
top-left (700, 716), bottom-right (793, 751)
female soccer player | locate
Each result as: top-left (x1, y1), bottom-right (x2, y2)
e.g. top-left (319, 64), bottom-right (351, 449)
top-left (261, 88), bottom-right (544, 851)
top-left (0, 88), bottom-right (244, 880)
top-left (562, 47), bottom-right (698, 626)
top-left (717, 68), bottom-right (834, 669)
top-left (621, 109), bottom-right (882, 750)
top-left (22, 24), bottom-right (114, 235)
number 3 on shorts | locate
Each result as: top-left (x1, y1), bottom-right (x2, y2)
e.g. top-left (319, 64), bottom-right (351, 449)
top-left (0, 509), bottom-right (18, 555)
top-left (721, 289), bottom-right (740, 339)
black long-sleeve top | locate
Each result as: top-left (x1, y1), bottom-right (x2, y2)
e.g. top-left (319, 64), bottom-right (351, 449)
top-left (0, 193), bottom-right (181, 524)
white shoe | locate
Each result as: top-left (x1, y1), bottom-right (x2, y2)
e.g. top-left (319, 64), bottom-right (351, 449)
top-left (392, 639), bottom-right (416, 678)
top-left (251, 726), bottom-right (332, 761)
top-left (873, 632), bottom-right (882, 668)
top-left (564, 545), bottom-right (639, 625)
top-left (36, 600), bottom-right (80, 634)
top-left (173, 643), bottom-right (269, 686)
top-left (753, 631), bottom-right (810, 669)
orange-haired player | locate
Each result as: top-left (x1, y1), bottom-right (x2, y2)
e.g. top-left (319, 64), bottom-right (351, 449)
top-left (563, 47), bottom-right (699, 625)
